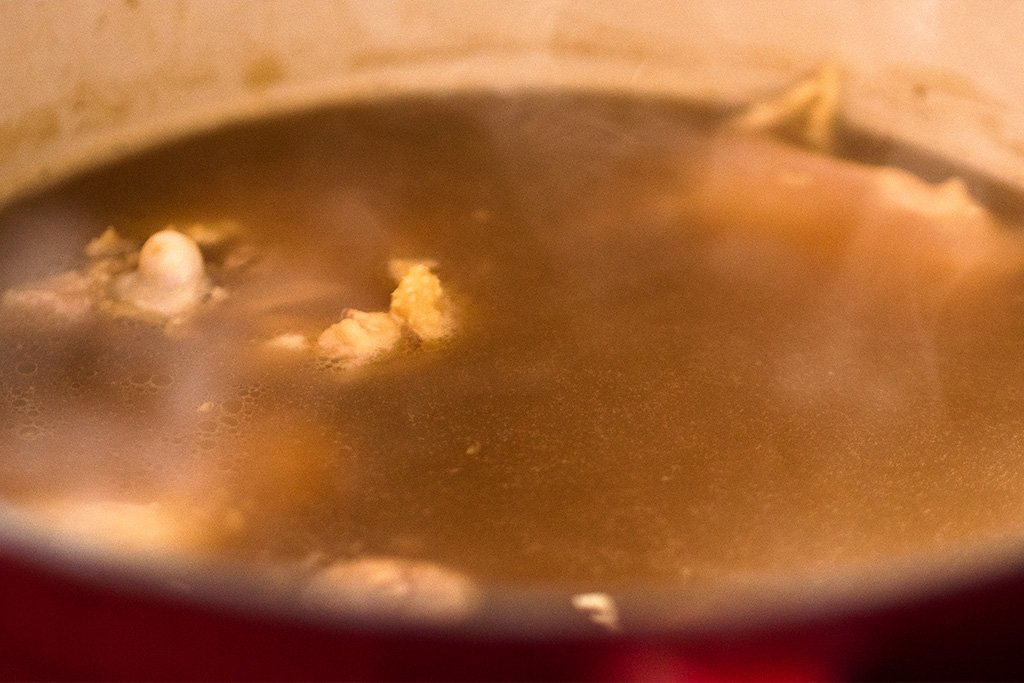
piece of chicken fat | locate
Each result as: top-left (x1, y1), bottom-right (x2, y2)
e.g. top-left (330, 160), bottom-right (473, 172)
top-left (312, 261), bottom-right (454, 367)
top-left (114, 229), bottom-right (212, 317)
top-left (674, 131), bottom-right (1024, 305)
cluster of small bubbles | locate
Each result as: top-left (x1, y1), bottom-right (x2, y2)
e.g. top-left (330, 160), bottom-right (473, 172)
top-left (3, 383), bottom-right (50, 442)
top-left (16, 422), bottom-right (45, 441)
top-left (315, 357), bottom-right (355, 374)
top-left (221, 398), bottom-right (244, 415)
top-left (123, 372), bottom-right (177, 396)
top-left (151, 373), bottom-right (174, 388)
top-left (66, 379), bottom-right (84, 398)
top-left (159, 432), bottom-right (187, 448)
top-left (5, 384), bottom-right (41, 416)
top-left (219, 413), bottom-right (240, 429)
top-left (15, 361), bottom-right (37, 376)
top-left (181, 386), bottom-right (268, 467)
top-left (245, 383), bottom-right (267, 399)
top-left (123, 375), bottom-right (155, 395)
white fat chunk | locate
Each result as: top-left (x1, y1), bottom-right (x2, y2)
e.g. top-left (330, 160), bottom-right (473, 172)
top-left (114, 229), bottom-right (210, 317)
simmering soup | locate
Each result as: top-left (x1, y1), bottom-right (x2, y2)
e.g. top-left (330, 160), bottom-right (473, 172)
top-left (2, 91), bottom-right (1024, 622)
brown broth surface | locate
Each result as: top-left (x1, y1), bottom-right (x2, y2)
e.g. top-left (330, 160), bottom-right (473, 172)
top-left (3, 93), bottom-right (1024, 591)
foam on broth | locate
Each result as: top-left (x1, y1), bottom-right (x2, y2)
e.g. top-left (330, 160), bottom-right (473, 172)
top-left (2, 93), bottom-right (1024, 601)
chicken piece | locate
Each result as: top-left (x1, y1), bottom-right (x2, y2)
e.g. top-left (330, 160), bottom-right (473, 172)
top-left (389, 263), bottom-right (453, 341)
top-left (17, 499), bottom-right (218, 559)
top-left (302, 557), bottom-right (480, 622)
top-left (872, 168), bottom-right (987, 224)
top-left (729, 60), bottom-right (840, 152)
top-left (3, 228), bottom-right (134, 321)
top-left (276, 259), bottom-right (454, 368)
top-left (387, 257), bottom-right (439, 282)
top-left (84, 226), bottom-right (135, 259)
top-left (317, 310), bottom-right (402, 365)
top-left (2, 271), bottom-right (94, 321)
top-left (679, 132), bottom-right (1018, 279)
top-left (266, 332), bottom-right (310, 351)
top-left (114, 229), bottom-right (210, 317)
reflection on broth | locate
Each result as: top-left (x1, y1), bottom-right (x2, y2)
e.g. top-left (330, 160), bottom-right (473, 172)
top-left (2, 92), bottom-right (1024, 620)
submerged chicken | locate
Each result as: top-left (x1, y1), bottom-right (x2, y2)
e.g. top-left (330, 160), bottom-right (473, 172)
top-left (302, 556), bottom-right (480, 621)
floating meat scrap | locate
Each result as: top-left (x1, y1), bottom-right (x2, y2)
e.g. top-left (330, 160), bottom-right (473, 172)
top-left (302, 557), bottom-right (480, 621)
top-left (317, 309), bottom-right (403, 365)
top-left (306, 260), bottom-right (456, 368)
top-left (389, 263), bottom-right (453, 342)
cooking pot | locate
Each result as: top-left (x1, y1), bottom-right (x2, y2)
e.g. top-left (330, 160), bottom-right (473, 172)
top-left (4, 1), bottom-right (1024, 679)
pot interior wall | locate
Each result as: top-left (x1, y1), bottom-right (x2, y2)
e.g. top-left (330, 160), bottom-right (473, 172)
top-left (3, 0), bottom-right (1024, 205)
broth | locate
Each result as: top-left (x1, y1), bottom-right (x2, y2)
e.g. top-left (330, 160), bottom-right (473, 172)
top-left (2, 93), bottom-right (1024, 604)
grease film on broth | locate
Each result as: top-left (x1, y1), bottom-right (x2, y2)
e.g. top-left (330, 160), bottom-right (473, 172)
top-left (3, 79), bottom-right (1024, 626)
